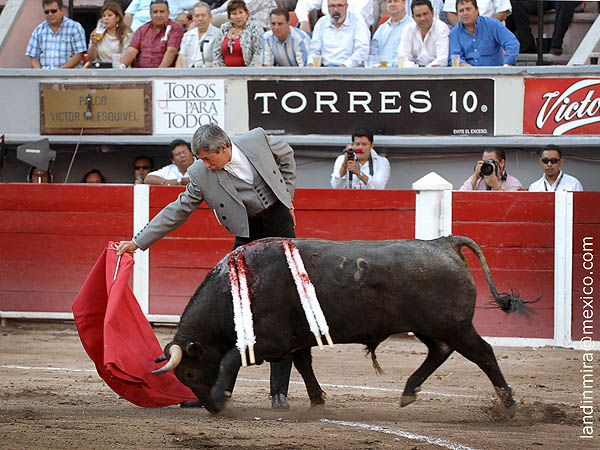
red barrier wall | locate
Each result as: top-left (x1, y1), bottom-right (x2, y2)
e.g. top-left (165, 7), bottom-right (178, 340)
top-left (453, 192), bottom-right (555, 339)
top-left (147, 188), bottom-right (416, 315)
top-left (571, 192), bottom-right (600, 341)
top-left (0, 184), bottom-right (132, 312)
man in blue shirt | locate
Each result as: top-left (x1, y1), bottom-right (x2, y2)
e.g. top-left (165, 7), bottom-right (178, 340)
top-left (448, 0), bottom-right (519, 67)
top-left (26, 0), bottom-right (86, 69)
top-left (370, 0), bottom-right (413, 67)
top-left (261, 8), bottom-right (310, 66)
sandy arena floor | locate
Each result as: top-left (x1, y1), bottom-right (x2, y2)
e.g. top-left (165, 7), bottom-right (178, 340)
top-left (0, 321), bottom-right (594, 449)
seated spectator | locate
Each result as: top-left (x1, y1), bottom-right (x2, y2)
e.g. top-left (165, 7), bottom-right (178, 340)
top-left (448, 0), bottom-right (519, 66)
top-left (528, 145), bottom-right (583, 192)
top-left (88, 2), bottom-right (133, 64)
top-left (211, 0), bottom-right (277, 31)
top-left (213, 0), bottom-right (263, 67)
top-left (121, 0), bottom-right (184, 68)
top-left (308, 0), bottom-right (370, 67)
top-left (144, 139), bottom-right (194, 185)
top-left (261, 8), bottom-right (311, 66)
top-left (295, 0), bottom-right (373, 34)
top-left (397, 0), bottom-right (448, 67)
top-left (26, 0), bottom-right (86, 69)
top-left (82, 169), bottom-right (106, 183)
top-left (125, 0), bottom-right (196, 32)
top-left (176, 2), bottom-right (220, 67)
top-left (506, 1), bottom-right (577, 56)
top-left (370, 0), bottom-right (413, 67)
top-left (27, 167), bottom-right (53, 183)
top-left (443, 0), bottom-right (511, 26)
top-left (330, 127), bottom-right (390, 189)
top-left (133, 155), bottom-right (154, 184)
top-left (459, 148), bottom-right (522, 191)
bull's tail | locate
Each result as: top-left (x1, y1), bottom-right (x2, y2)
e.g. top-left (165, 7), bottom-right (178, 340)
top-left (451, 236), bottom-right (539, 314)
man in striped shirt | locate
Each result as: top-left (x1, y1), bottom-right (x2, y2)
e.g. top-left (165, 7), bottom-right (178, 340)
top-left (261, 8), bottom-right (310, 66)
top-left (26, 0), bottom-right (86, 69)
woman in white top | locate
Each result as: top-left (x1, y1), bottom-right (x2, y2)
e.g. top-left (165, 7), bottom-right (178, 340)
top-left (88, 2), bottom-right (133, 63)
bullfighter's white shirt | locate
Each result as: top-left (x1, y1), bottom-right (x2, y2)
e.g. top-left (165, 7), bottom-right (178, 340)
top-left (223, 143), bottom-right (254, 185)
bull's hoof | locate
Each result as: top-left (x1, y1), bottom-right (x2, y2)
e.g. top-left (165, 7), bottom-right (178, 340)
top-left (400, 387), bottom-right (421, 407)
top-left (309, 397), bottom-right (326, 407)
top-left (400, 394), bottom-right (416, 407)
top-left (495, 386), bottom-right (515, 409)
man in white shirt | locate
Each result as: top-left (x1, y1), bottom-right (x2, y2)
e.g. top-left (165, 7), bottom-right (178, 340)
top-left (397, 0), bottom-right (448, 67)
top-left (176, 2), bottom-right (220, 67)
top-left (308, 0), bottom-right (370, 67)
top-left (443, 0), bottom-right (511, 26)
top-left (528, 145), bottom-right (583, 192)
top-left (370, 0), bottom-right (413, 67)
top-left (296, 0), bottom-right (373, 33)
top-left (144, 139), bottom-right (195, 186)
top-left (331, 128), bottom-right (390, 189)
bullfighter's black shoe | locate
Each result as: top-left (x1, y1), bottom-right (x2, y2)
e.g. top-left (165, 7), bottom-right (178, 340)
top-left (271, 393), bottom-right (290, 409)
top-left (180, 400), bottom-right (203, 408)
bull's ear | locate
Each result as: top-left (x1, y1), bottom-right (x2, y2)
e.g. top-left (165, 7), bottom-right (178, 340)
top-left (186, 341), bottom-right (203, 358)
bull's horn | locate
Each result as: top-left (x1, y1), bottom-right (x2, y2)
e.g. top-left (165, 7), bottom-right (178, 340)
top-left (152, 344), bottom-right (183, 374)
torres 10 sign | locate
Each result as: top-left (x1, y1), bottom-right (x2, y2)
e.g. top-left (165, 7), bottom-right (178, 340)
top-left (524, 78), bottom-right (600, 135)
top-left (247, 79), bottom-right (495, 136)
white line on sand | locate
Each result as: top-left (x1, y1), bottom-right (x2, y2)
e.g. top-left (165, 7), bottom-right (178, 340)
top-left (320, 419), bottom-right (478, 450)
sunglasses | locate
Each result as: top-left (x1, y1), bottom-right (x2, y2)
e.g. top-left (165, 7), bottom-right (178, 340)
top-left (44, 8), bottom-right (58, 14)
top-left (541, 158), bottom-right (560, 165)
top-left (135, 165), bottom-right (151, 170)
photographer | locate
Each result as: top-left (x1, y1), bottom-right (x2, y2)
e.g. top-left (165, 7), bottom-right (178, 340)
top-left (330, 127), bottom-right (390, 189)
top-left (459, 148), bottom-right (522, 191)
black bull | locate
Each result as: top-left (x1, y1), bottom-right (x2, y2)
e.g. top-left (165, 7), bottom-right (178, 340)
top-left (154, 236), bottom-right (535, 412)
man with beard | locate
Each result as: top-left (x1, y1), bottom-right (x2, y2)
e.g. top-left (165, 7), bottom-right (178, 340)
top-left (307, 0), bottom-right (370, 67)
top-left (330, 127), bottom-right (390, 189)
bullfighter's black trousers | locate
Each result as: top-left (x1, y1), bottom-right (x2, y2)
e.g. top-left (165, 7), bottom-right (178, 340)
top-left (229, 201), bottom-right (295, 396)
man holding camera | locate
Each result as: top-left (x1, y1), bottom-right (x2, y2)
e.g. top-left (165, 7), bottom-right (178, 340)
top-left (459, 148), bottom-right (522, 191)
top-left (330, 127), bottom-right (390, 189)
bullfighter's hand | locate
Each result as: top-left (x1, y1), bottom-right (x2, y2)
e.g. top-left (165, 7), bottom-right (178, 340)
top-left (289, 205), bottom-right (296, 226)
top-left (116, 240), bottom-right (138, 256)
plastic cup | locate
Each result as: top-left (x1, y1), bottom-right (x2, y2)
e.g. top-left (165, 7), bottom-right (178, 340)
top-left (451, 54), bottom-right (460, 68)
top-left (397, 56), bottom-right (405, 67)
top-left (112, 53), bottom-right (122, 68)
top-left (312, 56), bottom-right (322, 67)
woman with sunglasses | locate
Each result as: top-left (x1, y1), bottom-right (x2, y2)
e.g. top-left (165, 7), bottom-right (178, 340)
top-left (213, 0), bottom-right (262, 67)
top-left (88, 2), bottom-right (133, 64)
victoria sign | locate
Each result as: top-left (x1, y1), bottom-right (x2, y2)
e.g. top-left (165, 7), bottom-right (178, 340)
top-left (524, 78), bottom-right (600, 135)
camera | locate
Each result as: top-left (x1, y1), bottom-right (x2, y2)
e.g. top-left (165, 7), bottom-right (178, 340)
top-left (345, 147), bottom-right (356, 161)
top-left (479, 159), bottom-right (499, 177)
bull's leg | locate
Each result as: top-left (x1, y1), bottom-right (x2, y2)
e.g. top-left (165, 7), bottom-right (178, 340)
top-left (211, 348), bottom-right (242, 412)
top-left (401, 334), bottom-right (453, 407)
top-left (291, 347), bottom-right (326, 406)
top-left (446, 325), bottom-right (515, 410)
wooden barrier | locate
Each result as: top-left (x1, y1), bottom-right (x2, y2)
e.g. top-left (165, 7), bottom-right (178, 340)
top-left (0, 183), bottom-right (597, 348)
top-left (453, 192), bottom-right (555, 340)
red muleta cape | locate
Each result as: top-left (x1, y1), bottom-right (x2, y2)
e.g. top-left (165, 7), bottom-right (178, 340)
top-left (72, 242), bottom-right (196, 408)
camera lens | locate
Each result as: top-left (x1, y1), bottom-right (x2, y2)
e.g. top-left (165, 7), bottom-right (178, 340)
top-left (480, 162), bottom-right (493, 176)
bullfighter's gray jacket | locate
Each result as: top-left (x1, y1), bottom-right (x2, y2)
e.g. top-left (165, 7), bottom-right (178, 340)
top-left (133, 127), bottom-right (295, 249)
